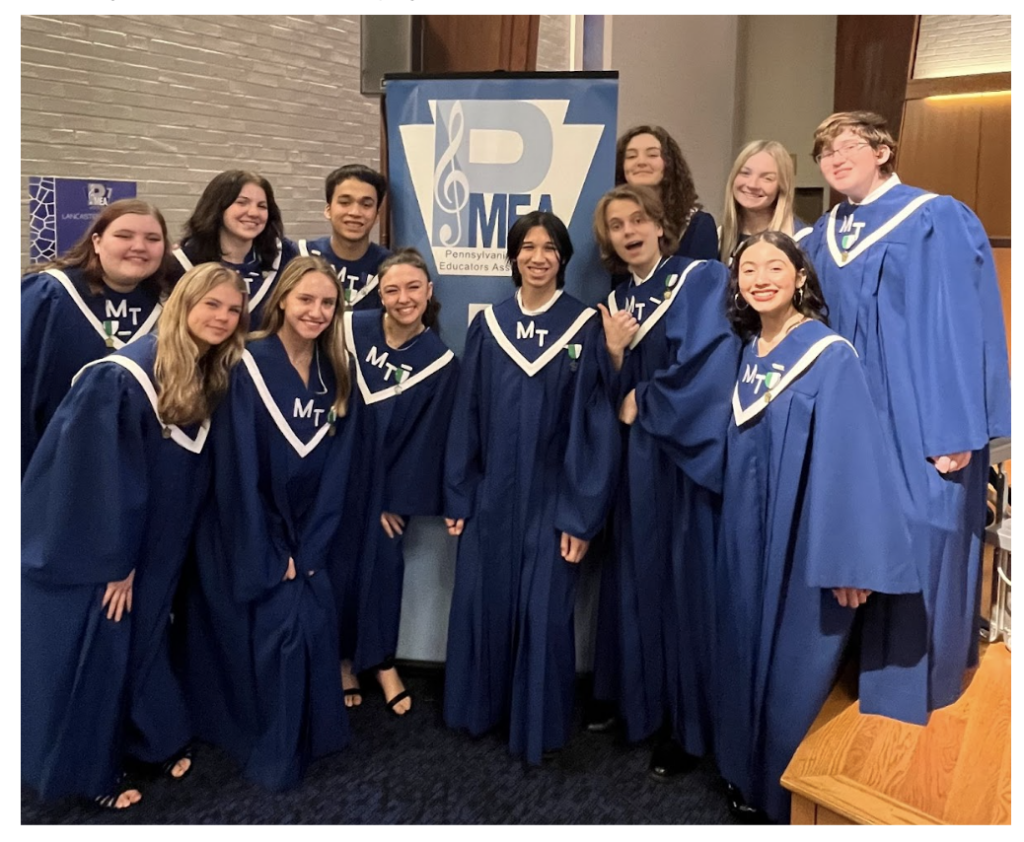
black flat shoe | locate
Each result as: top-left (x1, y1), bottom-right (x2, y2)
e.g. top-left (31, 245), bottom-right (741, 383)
top-left (647, 739), bottom-right (699, 781)
top-left (584, 700), bottom-right (619, 733)
top-left (725, 782), bottom-right (769, 823)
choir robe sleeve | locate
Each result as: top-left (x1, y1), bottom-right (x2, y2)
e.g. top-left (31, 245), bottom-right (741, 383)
top-left (801, 345), bottom-right (920, 594)
top-left (555, 319), bottom-right (620, 541)
top-left (902, 199), bottom-right (1011, 456)
top-left (21, 364), bottom-right (147, 586)
top-left (383, 360), bottom-right (461, 517)
top-left (21, 276), bottom-right (61, 474)
top-left (211, 366), bottom-right (293, 602)
top-left (634, 262), bottom-right (740, 495)
top-left (277, 237), bottom-right (300, 275)
top-left (678, 210), bottom-right (720, 261)
top-left (444, 317), bottom-right (485, 521)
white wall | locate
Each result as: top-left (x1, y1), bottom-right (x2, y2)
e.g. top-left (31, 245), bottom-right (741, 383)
top-left (914, 14), bottom-right (1011, 78)
top-left (736, 15), bottom-right (836, 204)
top-left (608, 15), bottom-right (741, 226)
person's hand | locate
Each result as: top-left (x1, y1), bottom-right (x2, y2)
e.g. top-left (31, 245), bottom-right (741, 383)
top-left (102, 569), bottom-right (135, 622)
top-left (618, 389), bottom-right (638, 425)
top-left (598, 303), bottom-right (639, 370)
top-left (283, 557), bottom-right (297, 581)
top-left (831, 587), bottom-right (872, 608)
top-left (931, 452), bottom-right (972, 474)
top-left (445, 517), bottom-right (465, 537)
top-left (381, 512), bottom-right (406, 538)
top-left (560, 533), bottom-right (590, 564)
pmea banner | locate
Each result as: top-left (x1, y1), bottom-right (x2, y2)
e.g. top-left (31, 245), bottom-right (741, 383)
top-left (384, 72), bottom-right (618, 355)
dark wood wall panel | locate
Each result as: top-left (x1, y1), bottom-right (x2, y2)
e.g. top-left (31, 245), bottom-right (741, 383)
top-left (420, 16), bottom-right (538, 73)
top-left (898, 94), bottom-right (1011, 240)
top-left (898, 99), bottom-right (982, 208)
top-left (993, 248), bottom-right (1010, 366)
top-left (976, 95), bottom-right (1012, 239)
top-left (834, 15), bottom-right (917, 137)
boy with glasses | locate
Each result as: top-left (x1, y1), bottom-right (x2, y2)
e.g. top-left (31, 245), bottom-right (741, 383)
top-left (802, 110), bottom-right (1010, 727)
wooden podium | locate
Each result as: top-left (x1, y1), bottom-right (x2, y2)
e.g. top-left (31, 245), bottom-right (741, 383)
top-left (782, 643), bottom-right (1011, 825)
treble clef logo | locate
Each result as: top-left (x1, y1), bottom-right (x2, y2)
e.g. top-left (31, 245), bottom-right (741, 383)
top-left (433, 101), bottom-right (470, 247)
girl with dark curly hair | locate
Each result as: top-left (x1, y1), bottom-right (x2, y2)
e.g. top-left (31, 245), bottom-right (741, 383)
top-left (615, 125), bottom-right (718, 262)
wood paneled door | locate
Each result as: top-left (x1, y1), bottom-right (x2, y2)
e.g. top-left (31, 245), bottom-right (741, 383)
top-left (419, 16), bottom-right (539, 73)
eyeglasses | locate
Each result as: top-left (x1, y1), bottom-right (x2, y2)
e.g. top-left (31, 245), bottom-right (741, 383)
top-left (814, 142), bottom-right (871, 164)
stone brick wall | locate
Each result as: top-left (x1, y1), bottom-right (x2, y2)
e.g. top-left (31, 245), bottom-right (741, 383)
top-left (914, 15), bottom-right (1011, 79)
top-left (21, 14), bottom-right (382, 265)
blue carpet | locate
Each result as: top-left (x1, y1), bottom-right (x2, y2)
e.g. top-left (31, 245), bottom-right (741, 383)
top-left (22, 669), bottom-right (739, 824)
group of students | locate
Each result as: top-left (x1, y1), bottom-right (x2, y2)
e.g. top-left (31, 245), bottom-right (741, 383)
top-left (21, 110), bottom-right (1009, 824)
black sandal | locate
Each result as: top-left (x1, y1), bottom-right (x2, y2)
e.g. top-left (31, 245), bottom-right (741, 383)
top-left (376, 656), bottom-right (411, 715)
top-left (93, 772), bottom-right (140, 810)
top-left (343, 686), bottom-right (363, 704)
top-left (161, 746), bottom-right (194, 781)
top-left (385, 689), bottom-right (412, 715)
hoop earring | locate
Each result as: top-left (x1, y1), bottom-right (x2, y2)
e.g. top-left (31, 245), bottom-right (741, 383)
top-left (794, 286), bottom-right (804, 307)
top-left (734, 292), bottom-right (749, 312)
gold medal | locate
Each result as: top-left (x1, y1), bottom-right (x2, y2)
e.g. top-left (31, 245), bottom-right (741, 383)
top-left (162, 426), bottom-right (172, 439)
top-left (763, 391), bottom-right (773, 404)
top-left (105, 336), bottom-right (116, 349)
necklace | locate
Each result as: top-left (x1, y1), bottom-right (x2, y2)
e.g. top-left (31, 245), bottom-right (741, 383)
top-left (383, 313), bottom-right (425, 348)
top-left (758, 314), bottom-right (808, 356)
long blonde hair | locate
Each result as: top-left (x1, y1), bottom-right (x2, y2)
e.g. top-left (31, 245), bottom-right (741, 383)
top-left (155, 263), bottom-right (250, 425)
top-left (251, 255), bottom-right (351, 418)
top-left (719, 140), bottom-right (797, 263)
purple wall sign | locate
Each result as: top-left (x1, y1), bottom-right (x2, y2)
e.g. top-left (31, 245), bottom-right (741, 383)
top-left (29, 177), bottom-right (138, 262)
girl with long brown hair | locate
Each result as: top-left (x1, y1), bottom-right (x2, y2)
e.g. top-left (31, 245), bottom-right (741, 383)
top-left (170, 169), bottom-right (299, 326)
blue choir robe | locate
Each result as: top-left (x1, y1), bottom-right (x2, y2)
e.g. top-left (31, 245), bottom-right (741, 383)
top-left (169, 237), bottom-right (299, 329)
top-left (715, 321), bottom-right (921, 824)
top-left (21, 267), bottom-right (162, 474)
top-left (182, 335), bottom-right (358, 791)
top-left (592, 255), bottom-right (740, 753)
top-left (443, 290), bottom-right (619, 765)
top-left (333, 309), bottom-right (459, 671)
top-left (22, 335), bottom-right (207, 801)
top-left (298, 237), bottom-right (390, 311)
top-left (676, 208), bottom-right (719, 261)
top-left (802, 176), bottom-right (1011, 723)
